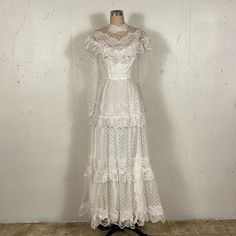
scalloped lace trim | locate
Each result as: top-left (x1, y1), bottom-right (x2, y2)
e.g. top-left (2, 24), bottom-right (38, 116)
top-left (79, 201), bottom-right (166, 230)
top-left (91, 207), bottom-right (166, 229)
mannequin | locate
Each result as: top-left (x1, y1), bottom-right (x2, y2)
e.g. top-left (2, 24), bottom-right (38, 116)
top-left (96, 10), bottom-right (148, 236)
top-left (80, 6), bottom-right (167, 235)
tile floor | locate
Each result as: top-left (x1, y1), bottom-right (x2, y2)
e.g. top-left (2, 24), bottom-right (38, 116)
top-left (0, 220), bottom-right (235, 236)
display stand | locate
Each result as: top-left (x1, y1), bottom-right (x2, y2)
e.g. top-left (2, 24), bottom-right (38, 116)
top-left (98, 223), bottom-right (148, 236)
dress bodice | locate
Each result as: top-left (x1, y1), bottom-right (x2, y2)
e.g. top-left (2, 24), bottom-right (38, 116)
top-left (84, 23), bottom-right (153, 127)
top-left (100, 45), bottom-right (137, 81)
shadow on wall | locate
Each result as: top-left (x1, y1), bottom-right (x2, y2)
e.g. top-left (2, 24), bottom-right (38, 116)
top-left (129, 13), bottom-right (190, 219)
top-left (63, 13), bottom-right (107, 221)
top-left (63, 12), bottom-right (188, 221)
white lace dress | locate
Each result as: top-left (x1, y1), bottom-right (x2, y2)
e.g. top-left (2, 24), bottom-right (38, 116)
top-left (78, 23), bottom-right (166, 229)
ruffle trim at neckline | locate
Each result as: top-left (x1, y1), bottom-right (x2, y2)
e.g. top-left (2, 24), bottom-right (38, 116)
top-left (107, 23), bottom-right (128, 32)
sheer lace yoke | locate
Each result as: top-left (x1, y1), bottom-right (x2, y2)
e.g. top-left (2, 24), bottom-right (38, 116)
top-left (92, 24), bottom-right (146, 50)
top-left (85, 23), bottom-right (152, 56)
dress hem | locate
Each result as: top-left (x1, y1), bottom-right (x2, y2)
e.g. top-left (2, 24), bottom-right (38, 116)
top-left (90, 214), bottom-right (166, 230)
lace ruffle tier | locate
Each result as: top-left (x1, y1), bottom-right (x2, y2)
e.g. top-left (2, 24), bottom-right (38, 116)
top-left (84, 157), bottom-right (157, 183)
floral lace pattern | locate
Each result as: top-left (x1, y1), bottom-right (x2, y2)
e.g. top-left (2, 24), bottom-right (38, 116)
top-left (79, 23), bottom-right (166, 229)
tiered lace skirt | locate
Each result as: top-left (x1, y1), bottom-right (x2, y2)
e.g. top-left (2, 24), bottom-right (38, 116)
top-left (78, 78), bottom-right (166, 229)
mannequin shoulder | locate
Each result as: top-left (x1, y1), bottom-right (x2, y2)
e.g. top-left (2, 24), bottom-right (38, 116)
top-left (96, 25), bottom-right (107, 32)
top-left (128, 25), bottom-right (139, 31)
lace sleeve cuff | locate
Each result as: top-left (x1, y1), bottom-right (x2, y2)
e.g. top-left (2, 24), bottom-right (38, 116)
top-left (85, 32), bottom-right (100, 55)
top-left (139, 30), bottom-right (152, 54)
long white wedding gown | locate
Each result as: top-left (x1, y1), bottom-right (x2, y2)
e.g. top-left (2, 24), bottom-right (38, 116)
top-left (78, 23), bottom-right (166, 229)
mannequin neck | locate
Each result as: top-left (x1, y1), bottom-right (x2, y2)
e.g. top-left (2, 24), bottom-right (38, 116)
top-left (110, 15), bottom-right (125, 26)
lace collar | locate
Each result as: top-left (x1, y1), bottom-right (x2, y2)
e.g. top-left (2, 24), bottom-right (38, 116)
top-left (107, 23), bottom-right (128, 33)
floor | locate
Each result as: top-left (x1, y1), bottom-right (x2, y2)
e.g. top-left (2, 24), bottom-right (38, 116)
top-left (0, 220), bottom-right (236, 236)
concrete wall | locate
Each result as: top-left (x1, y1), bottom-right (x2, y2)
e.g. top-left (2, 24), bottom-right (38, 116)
top-left (0, 0), bottom-right (235, 222)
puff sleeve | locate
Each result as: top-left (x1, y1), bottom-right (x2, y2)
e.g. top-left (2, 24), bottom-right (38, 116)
top-left (85, 32), bottom-right (101, 56)
top-left (137, 30), bottom-right (153, 83)
top-left (139, 30), bottom-right (153, 54)
top-left (137, 30), bottom-right (153, 113)
top-left (84, 32), bottom-right (101, 125)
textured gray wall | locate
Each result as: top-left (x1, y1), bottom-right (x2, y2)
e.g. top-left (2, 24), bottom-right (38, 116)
top-left (0, 0), bottom-right (235, 223)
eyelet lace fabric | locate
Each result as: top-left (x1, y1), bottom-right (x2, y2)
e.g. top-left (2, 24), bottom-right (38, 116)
top-left (78, 23), bottom-right (166, 229)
